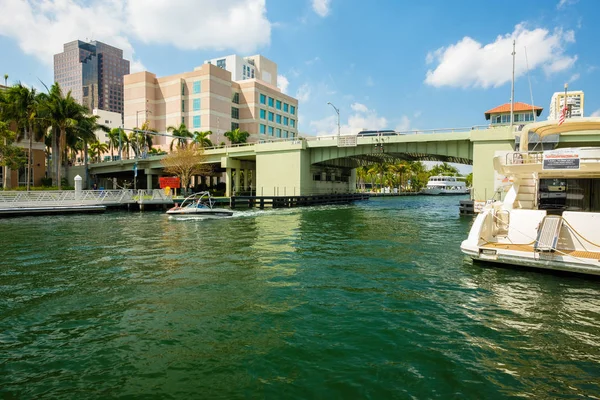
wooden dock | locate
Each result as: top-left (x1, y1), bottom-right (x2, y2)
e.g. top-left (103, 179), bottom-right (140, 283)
top-left (229, 193), bottom-right (370, 209)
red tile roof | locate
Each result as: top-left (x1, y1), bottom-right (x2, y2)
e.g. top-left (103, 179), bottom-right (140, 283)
top-left (484, 102), bottom-right (543, 120)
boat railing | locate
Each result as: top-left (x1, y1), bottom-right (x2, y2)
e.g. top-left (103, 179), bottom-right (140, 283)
top-left (504, 152), bottom-right (544, 166)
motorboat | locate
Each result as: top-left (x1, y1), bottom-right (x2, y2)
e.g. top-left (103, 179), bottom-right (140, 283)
top-left (166, 192), bottom-right (233, 217)
top-left (421, 176), bottom-right (470, 195)
top-left (460, 118), bottom-right (600, 275)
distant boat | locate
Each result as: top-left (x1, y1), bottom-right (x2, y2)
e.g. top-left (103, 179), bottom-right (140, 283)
top-left (421, 176), bottom-right (470, 195)
top-left (166, 192), bottom-right (233, 218)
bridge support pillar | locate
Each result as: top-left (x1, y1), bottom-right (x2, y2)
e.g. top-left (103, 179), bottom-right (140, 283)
top-left (146, 173), bottom-right (153, 190)
top-left (225, 168), bottom-right (233, 197)
top-left (243, 169), bottom-right (248, 192)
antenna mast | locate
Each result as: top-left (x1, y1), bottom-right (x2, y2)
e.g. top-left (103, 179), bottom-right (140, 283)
top-left (510, 40), bottom-right (516, 131)
top-left (524, 46), bottom-right (536, 122)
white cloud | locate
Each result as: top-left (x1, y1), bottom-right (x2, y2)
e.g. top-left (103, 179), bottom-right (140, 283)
top-left (277, 75), bottom-right (289, 94)
top-left (312, 0), bottom-right (331, 17)
top-left (425, 24), bottom-right (577, 88)
top-left (557, 0), bottom-right (578, 9)
top-left (0, 0), bottom-right (271, 74)
top-left (569, 73), bottom-right (580, 83)
top-left (395, 116), bottom-right (411, 132)
top-left (366, 76), bottom-right (374, 87)
top-left (351, 103), bottom-right (369, 113)
top-left (305, 56), bottom-right (320, 65)
top-left (310, 103), bottom-right (388, 135)
top-left (591, 109), bottom-right (600, 117)
top-left (296, 84), bottom-right (311, 102)
top-left (126, 0), bottom-right (270, 53)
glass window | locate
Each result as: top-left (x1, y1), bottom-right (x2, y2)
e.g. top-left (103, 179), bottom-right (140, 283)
top-left (193, 81), bottom-right (201, 94)
top-left (268, 97), bottom-right (274, 107)
top-left (231, 107), bottom-right (239, 119)
top-left (231, 122), bottom-right (239, 130)
top-left (260, 109), bottom-right (266, 119)
top-left (283, 130), bottom-right (289, 138)
top-left (283, 116), bottom-right (289, 126)
top-left (193, 98), bottom-right (200, 111)
top-left (290, 105), bottom-right (296, 115)
top-left (181, 100), bottom-right (185, 111)
top-left (216, 59), bottom-right (226, 69)
top-left (193, 115), bottom-right (200, 128)
top-left (268, 112), bottom-right (274, 121)
top-left (232, 92), bottom-right (240, 104)
top-left (268, 126), bottom-right (274, 135)
top-left (260, 94), bottom-right (266, 104)
top-left (276, 100), bottom-right (281, 110)
top-left (260, 124), bottom-right (266, 134)
top-left (276, 128), bottom-right (281, 137)
top-left (283, 103), bottom-right (289, 112)
top-left (290, 119), bottom-right (295, 128)
top-left (276, 114), bottom-right (281, 124)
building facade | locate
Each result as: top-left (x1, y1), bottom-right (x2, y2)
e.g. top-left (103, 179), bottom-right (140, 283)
top-left (204, 54), bottom-right (278, 87)
top-left (123, 56), bottom-right (298, 149)
top-left (548, 90), bottom-right (585, 120)
top-left (54, 40), bottom-right (130, 115)
top-left (484, 102), bottom-right (543, 126)
top-left (92, 108), bottom-right (122, 146)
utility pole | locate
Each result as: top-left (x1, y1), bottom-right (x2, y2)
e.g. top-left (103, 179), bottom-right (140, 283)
top-left (510, 40), bottom-right (516, 131)
top-left (327, 102), bottom-right (340, 138)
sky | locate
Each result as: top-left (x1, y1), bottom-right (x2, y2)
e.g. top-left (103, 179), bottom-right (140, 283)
top-left (0, 0), bottom-right (599, 139)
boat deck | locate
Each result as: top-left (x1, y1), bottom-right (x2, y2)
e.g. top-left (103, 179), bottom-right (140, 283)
top-left (481, 242), bottom-right (600, 260)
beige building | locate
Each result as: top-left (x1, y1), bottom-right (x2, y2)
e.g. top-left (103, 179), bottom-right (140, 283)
top-left (548, 90), bottom-right (584, 120)
top-left (123, 56), bottom-right (298, 149)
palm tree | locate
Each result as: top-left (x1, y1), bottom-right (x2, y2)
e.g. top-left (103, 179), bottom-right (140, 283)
top-left (192, 130), bottom-right (213, 148)
top-left (89, 140), bottom-right (109, 163)
top-left (167, 123), bottom-right (193, 150)
top-left (107, 127), bottom-right (125, 161)
top-left (224, 128), bottom-right (250, 145)
top-left (2, 83), bottom-right (40, 190)
top-left (3, 74), bottom-right (7, 86)
top-left (39, 82), bottom-right (86, 189)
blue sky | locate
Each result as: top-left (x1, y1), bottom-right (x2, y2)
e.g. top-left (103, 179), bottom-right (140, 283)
top-left (0, 0), bottom-right (598, 137)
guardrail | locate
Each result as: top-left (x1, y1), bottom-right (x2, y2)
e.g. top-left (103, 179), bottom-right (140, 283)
top-left (0, 189), bottom-right (163, 207)
top-left (504, 152), bottom-right (543, 165)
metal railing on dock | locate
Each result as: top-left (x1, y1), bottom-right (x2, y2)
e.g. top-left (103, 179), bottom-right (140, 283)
top-left (0, 189), bottom-right (172, 208)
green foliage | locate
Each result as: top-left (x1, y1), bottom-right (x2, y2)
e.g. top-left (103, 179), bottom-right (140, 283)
top-left (224, 128), bottom-right (249, 144)
top-left (40, 177), bottom-right (53, 186)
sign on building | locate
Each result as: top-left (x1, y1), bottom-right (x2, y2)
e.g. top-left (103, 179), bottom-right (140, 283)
top-left (542, 149), bottom-right (580, 170)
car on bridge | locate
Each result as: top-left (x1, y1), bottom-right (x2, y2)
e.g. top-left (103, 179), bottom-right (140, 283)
top-left (357, 130), bottom-right (398, 136)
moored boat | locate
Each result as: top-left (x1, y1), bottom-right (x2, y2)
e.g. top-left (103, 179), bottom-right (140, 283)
top-left (166, 192), bottom-right (233, 218)
top-left (460, 118), bottom-right (600, 275)
top-left (421, 176), bottom-right (470, 195)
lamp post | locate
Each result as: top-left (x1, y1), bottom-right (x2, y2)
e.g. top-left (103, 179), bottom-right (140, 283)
top-left (327, 102), bottom-right (340, 138)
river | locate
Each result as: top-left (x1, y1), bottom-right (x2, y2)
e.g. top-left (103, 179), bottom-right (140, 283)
top-left (1, 196), bottom-right (599, 398)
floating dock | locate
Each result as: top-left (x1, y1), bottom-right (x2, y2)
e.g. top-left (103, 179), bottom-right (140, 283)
top-left (0, 205), bottom-right (106, 217)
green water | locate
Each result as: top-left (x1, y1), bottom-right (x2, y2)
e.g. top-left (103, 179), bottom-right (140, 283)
top-left (1, 196), bottom-right (600, 399)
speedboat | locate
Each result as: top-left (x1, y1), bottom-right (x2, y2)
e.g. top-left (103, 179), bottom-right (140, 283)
top-left (421, 176), bottom-right (470, 195)
top-left (460, 118), bottom-right (600, 275)
top-left (166, 192), bottom-right (233, 217)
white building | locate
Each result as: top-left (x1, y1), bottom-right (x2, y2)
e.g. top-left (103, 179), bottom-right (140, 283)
top-left (548, 90), bottom-right (585, 120)
top-left (92, 108), bottom-right (122, 143)
top-left (204, 54), bottom-right (277, 87)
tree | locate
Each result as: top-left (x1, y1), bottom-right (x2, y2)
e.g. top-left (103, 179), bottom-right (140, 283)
top-left (129, 121), bottom-right (154, 158)
top-left (465, 172), bottom-right (473, 187)
top-left (3, 74), bottom-right (7, 86)
top-left (224, 128), bottom-right (249, 145)
top-left (168, 123), bottom-right (193, 150)
top-left (0, 121), bottom-right (26, 188)
top-left (429, 162), bottom-right (459, 177)
top-left (2, 83), bottom-right (40, 190)
top-left (192, 130), bottom-right (213, 148)
top-left (89, 140), bottom-right (109, 163)
top-left (108, 127), bottom-right (127, 161)
top-left (38, 82), bottom-right (86, 189)
top-left (161, 146), bottom-right (212, 192)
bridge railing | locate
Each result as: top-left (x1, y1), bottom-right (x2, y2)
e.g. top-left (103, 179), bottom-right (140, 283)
top-left (0, 189), bottom-right (136, 207)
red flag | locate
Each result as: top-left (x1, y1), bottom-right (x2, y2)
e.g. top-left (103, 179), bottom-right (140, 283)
top-left (558, 105), bottom-right (568, 125)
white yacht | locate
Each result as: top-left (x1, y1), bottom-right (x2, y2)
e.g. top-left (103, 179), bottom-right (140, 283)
top-left (421, 176), bottom-right (470, 195)
top-left (461, 118), bottom-right (600, 275)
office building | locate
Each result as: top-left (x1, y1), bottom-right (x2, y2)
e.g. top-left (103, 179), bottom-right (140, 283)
top-left (54, 40), bottom-right (130, 115)
top-left (204, 54), bottom-right (278, 86)
top-left (124, 55), bottom-right (298, 149)
top-left (548, 90), bottom-right (585, 120)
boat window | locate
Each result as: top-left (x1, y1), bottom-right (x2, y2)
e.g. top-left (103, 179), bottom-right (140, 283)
top-left (538, 178), bottom-right (600, 212)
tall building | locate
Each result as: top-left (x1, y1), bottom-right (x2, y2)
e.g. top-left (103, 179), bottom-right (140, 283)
top-left (123, 55), bottom-right (298, 149)
top-left (548, 90), bottom-right (585, 120)
top-left (54, 40), bottom-right (130, 115)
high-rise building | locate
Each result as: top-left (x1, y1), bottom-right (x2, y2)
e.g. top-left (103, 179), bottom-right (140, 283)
top-left (548, 90), bottom-right (585, 120)
top-left (54, 40), bottom-right (130, 115)
top-left (123, 55), bottom-right (298, 149)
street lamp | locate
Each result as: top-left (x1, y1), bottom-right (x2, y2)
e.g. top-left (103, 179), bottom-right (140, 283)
top-left (327, 102), bottom-right (340, 137)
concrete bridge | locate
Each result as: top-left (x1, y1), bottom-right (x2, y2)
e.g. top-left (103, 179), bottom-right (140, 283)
top-left (75, 119), bottom-right (600, 202)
